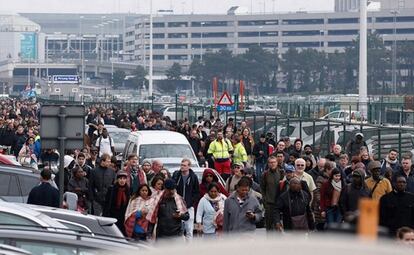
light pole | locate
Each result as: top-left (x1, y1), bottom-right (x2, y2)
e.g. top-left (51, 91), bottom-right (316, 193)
top-left (359, 0), bottom-right (368, 118)
top-left (149, 0), bottom-right (154, 97)
top-left (259, 26), bottom-right (263, 47)
top-left (200, 22), bottom-right (205, 62)
top-left (80, 16), bottom-right (84, 86)
top-left (391, 9), bottom-right (399, 95)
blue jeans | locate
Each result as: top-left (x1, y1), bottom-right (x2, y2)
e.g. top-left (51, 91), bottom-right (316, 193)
top-left (255, 162), bottom-right (266, 182)
top-left (326, 206), bottom-right (342, 224)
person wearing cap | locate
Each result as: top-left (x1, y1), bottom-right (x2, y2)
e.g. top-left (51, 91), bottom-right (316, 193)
top-left (279, 164), bottom-right (311, 199)
top-left (89, 153), bottom-right (116, 216)
top-left (226, 162), bottom-right (245, 194)
top-left (380, 176), bottom-right (414, 237)
top-left (253, 134), bottom-right (269, 181)
top-left (275, 177), bottom-right (314, 232)
top-left (365, 161), bottom-right (392, 200)
top-left (260, 155), bottom-right (282, 231)
top-left (346, 132), bottom-right (367, 158)
top-left (172, 158), bottom-right (200, 240)
top-left (146, 178), bottom-right (189, 239)
top-left (103, 170), bottom-right (130, 235)
top-left (339, 169), bottom-right (370, 224)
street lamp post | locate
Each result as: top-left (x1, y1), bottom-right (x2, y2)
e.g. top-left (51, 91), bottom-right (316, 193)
top-left (359, 0), bottom-right (368, 118)
top-left (200, 22), bottom-right (205, 62)
top-left (391, 10), bottom-right (399, 95)
top-left (149, 0), bottom-right (154, 97)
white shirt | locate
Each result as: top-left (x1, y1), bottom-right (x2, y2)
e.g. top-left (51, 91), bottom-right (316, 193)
top-left (95, 136), bottom-right (114, 157)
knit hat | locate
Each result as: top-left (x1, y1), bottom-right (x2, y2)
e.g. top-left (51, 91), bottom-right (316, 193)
top-left (116, 170), bottom-right (128, 178)
top-left (142, 159), bottom-right (152, 166)
top-left (164, 179), bottom-right (177, 190)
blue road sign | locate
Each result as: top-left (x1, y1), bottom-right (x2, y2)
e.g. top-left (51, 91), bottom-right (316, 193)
top-left (217, 105), bottom-right (236, 112)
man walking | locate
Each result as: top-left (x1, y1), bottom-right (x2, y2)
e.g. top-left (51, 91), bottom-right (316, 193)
top-left (223, 177), bottom-right (263, 233)
top-left (207, 130), bottom-right (233, 180)
top-left (172, 158), bottom-right (200, 240)
top-left (260, 155), bottom-right (282, 231)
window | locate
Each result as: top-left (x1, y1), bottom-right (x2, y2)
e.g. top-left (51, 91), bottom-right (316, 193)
top-left (71, 88), bottom-right (78, 93)
top-left (303, 125), bottom-right (325, 136)
top-left (153, 55), bottom-right (165, 60)
top-left (13, 240), bottom-right (98, 255)
top-left (238, 32), bottom-right (259, 37)
top-left (397, 28), bottom-right (414, 34)
top-left (139, 144), bottom-right (196, 162)
top-left (238, 20), bottom-right (278, 26)
top-left (328, 41), bottom-right (353, 47)
top-left (328, 18), bottom-right (358, 24)
top-left (168, 55), bottom-right (188, 60)
top-left (191, 43), bottom-right (227, 49)
top-left (168, 22), bottom-right (188, 27)
top-left (19, 175), bottom-right (39, 196)
top-left (191, 32), bottom-right (227, 38)
top-left (153, 33), bottom-right (165, 39)
top-left (0, 174), bottom-right (20, 196)
top-left (153, 44), bottom-right (165, 49)
top-left (0, 173), bottom-right (11, 195)
top-left (54, 88), bottom-right (61, 93)
top-left (168, 33), bottom-right (188, 38)
top-left (282, 19), bottom-right (324, 25)
top-left (282, 30), bottom-right (321, 36)
top-left (376, 17), bottom-right (395, 23)
top-left (168, 44), bottom-right (188, 49)
top-left (280, 126), bottom-right (295, 137)
top-left (376, 29), bottom-right (393, 35)
top-left (328, 30), bottom-right (358, 35)
top-left (0, 212), bottom-right (37, 226)
top-left (8, 175), bottom-right (20, 196)
top-left (191, 21), bottom-right (228, 27)
top-left (282, 42), bottom-right (320, 48)
top-left (153, 22), bottom-right (165, 27)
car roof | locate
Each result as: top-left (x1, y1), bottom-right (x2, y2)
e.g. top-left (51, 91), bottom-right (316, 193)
top-left (129, 130), bottom-right (190, 145)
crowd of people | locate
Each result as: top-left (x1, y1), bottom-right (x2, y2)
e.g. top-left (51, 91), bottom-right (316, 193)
top-left (0, 98), bottom-right (414, 247)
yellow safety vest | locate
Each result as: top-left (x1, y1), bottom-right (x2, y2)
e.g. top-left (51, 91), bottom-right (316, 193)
top-left (232, 143), bottom-right (248, 164)
top-left (207, 139), bottom-right (233, 160)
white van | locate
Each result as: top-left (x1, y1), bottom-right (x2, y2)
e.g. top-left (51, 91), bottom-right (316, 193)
top-left (122, 131), bottom-right (200, 171)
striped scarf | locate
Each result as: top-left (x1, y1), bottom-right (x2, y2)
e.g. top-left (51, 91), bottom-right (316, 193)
top-left (146, 190), bottom-right (188, 224)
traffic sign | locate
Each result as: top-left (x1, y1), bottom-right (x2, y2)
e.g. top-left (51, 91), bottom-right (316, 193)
top-left (217, 105), bottom-right (236, 112)
top-left (217, 91), bottom-right (233, 106)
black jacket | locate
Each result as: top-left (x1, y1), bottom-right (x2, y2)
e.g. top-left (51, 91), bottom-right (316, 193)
top-left (274, 190), bottom-right (315, 230)
top-left (188, 137), bottom-right (202, 156)
top-left (27, 182), bottom-right (59, 208)
top-left (89, 166), bottom-right (116, 204)
top-left (172, 169), bottom-right (200, 208)
top-left (103, 184), bottom-right (130, 235)
top-left (253, 142), bottom-right (269, 164)
top-left (0, 128), bottom-right (15, 146)
top-left (380, 190), bottom-right (414, 236)
top-left (12, 133), bottom-right (27, 156)
top-left (156, 196), bottom-right (190, 238)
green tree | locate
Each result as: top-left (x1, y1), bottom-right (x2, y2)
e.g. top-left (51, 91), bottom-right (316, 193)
top-left (166, 62), bottom-right (182, 81)
top-left (131, 65), bottom-right (148, 88)
top-left (398, 41), bottom-right (414, 93)
top-left (112, 70), bottom-right (126, 89)
top-left (281, 48), bottom-right (300, 93)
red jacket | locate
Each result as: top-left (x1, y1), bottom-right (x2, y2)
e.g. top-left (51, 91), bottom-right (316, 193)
top-left (320, 181), bottom-right (334, 212)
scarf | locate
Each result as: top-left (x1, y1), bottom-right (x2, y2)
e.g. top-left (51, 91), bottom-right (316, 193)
top-left (116, 186), bottom-right (128, 210)
top-left (146, 190), bottom-right (188, 224)
top-left (124, 196), bottom-right (153, 237)
top-left (385, 156), bottom-right (398, 166)
top-left (331, 180), bottom-right (342, 192)
top-left (204, 193), bottom-right (226, 228)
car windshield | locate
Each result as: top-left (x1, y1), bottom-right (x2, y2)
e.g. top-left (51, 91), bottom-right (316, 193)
top-left (108, 131), bottom-right (129, 144)
top-left (139, 144), bottom-right (196, 162)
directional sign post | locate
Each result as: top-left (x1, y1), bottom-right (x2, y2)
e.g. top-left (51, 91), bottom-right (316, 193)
top-left (217, 91), bottom-right (235, 112)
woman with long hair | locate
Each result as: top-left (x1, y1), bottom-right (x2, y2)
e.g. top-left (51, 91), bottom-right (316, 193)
top-left (150, 175), bottom-right (164, 196)
top-left (124, 184), bottom-right (153, 240)
top-left (196, 182), bottom-right (227, 236)
top-left (18, 137), bottom-right (37, 169)
top-left (320, 168), bottom-right (344, 224)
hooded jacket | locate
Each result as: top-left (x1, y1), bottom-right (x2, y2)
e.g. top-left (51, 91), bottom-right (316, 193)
top-left (199, 168), bottom-right (228, 198)
top-left (339, 169), bottom-right (370, 215)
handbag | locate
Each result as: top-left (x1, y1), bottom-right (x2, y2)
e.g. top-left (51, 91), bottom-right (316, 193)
top-left (288, 191), bottom-right (309, 230)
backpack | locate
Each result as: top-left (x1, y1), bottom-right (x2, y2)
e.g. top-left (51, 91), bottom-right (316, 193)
top-left (97, 135), bottom-right (113, 155)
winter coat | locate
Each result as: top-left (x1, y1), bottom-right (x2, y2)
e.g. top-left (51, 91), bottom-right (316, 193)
top-left (172, 169), bottom-right (200, 208)
top-left (223, 193), bottom-right (262, 233)
top-left (89, 165), bottom-right (116, 205)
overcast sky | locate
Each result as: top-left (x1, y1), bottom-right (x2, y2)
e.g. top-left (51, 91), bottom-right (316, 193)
top-left (2, 0), bottom-right (334, 14)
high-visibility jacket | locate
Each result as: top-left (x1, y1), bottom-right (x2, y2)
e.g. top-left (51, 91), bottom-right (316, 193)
top-left (232, 142), bottom-right (248, 164)
top-left (207, 138), bottom-right (233, 160)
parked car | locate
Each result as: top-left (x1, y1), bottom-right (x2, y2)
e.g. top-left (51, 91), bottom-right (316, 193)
top-left (0, 227), bottom-right (143, 255)
top-left (320, 110), bottom-right (364, 122)
top-left (0, 165), bottom-right (40, 203)
top-left (26, 204), bottom-right (124, 238)
top-left (161, 106), bottom-right (188, 121)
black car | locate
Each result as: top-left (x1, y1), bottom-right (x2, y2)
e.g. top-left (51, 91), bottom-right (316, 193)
top-left (0, 165), bottom-right (40, 203)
